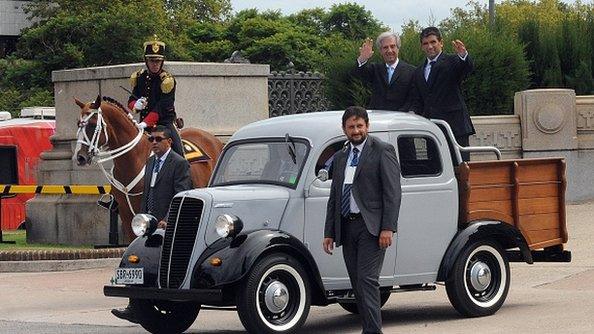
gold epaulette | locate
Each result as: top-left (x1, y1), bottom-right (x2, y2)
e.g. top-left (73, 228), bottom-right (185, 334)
top-left (129, 69), bottom-right (145, 89)
top-left (160, 71), bottom-right (175, 94)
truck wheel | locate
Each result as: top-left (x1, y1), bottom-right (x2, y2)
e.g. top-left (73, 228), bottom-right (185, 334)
top-left (237, 254), bottom-right (311, 334)
top-left (130, 299), bottom-right (200, 334)
top-left (338, 290), bottom-right (391, 314)
top-left (445, 240), bottom-right (510, 317)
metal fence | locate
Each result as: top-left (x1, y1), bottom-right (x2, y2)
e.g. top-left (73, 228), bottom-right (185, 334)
top-left (268, 66), bottom-right (329, 117)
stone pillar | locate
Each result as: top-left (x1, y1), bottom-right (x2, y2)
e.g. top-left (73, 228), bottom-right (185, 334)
top-left (514, 89), bottom-right (584, 201)
top-left (469, 115), bottom-right (522, 160)
top-left (27, 62), bottom-right (269, 245)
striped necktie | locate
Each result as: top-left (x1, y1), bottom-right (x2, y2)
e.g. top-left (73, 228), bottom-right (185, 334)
top-left (146, 158), bottom-right (161, 214)
top-left (341, 148), bottom-right (359, 217)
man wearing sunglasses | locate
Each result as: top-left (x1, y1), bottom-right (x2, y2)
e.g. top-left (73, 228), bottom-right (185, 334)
top-left (112, 125), bottom-right (192, 323)
top-left (141, 125), bottom-right (192, 229)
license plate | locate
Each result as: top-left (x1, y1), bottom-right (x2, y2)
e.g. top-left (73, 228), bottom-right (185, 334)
top-left (114, 268), bottom-right (144, 285)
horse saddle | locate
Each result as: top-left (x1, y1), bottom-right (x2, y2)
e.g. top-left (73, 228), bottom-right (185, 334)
top-left (182, 138), bottom-right (211, 163)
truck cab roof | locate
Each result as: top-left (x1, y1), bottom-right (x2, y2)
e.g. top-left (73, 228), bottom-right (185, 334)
top-left (230, 110), bottom-right (441, 146)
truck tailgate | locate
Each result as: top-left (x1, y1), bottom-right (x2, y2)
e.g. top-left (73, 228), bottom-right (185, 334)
top-left (457, 158), bottom-right (568, 250)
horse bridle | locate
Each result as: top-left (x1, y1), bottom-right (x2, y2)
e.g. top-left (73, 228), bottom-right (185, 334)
top-left (77, 107), bottom-right (146, 163)
top-left (76, 106), bottom-right (151, 215)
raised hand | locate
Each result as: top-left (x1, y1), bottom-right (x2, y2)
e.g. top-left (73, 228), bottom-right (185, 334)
top-left (452, 39), bottom-right (467, 57)
top-left (358, 38), bottom-right (374, 63)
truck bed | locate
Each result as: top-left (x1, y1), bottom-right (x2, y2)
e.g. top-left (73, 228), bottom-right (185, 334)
top-left (456, 157), bottom-right (568, 250)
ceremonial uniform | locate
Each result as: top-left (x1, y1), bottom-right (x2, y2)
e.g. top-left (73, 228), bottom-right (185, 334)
top-left (127, 38), bottom-right (184, 156)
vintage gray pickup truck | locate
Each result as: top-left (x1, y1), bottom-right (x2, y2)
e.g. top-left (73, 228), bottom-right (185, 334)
top-left (104, 111), bottom-right (571, 334)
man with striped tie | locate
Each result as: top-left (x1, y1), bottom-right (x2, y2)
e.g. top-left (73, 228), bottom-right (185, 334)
top-left (111, 125), bottom-right (191, 324)
top-left (323, 106), bottom-right (401, 334)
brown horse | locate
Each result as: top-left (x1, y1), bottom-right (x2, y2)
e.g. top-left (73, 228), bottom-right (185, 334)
top-left (74, 96), bottom-right (223, 243)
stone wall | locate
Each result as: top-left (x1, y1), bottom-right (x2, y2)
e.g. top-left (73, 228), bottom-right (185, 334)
top-left (26, 62), bottom-right (269, 245)
top-left (469, 89), bottom-right (593, 202)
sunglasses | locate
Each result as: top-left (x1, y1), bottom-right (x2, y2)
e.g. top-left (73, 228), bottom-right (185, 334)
top-left (148, 136), bottom-right (167, 143)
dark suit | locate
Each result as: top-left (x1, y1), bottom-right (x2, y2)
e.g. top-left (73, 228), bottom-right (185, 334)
top-left (324, 136), bottom-right (401, 333)
top-left (353, 60), bottom-right (416, 111)
top-left (412, 53), bottom-right (475, 157)
top-left (140, 150), bottom-right (192, 221)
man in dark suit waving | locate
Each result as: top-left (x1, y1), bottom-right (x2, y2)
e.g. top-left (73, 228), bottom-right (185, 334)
top-left (111, 124), bottom-right (192, 323)
top-left (353, 32), bottom-right (416, 111)
top-left (413, 26), bottom-right (475, 161)
top-left (323, 106), bottom-right (401, 334)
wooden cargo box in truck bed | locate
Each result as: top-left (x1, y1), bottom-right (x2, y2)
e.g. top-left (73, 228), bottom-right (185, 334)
top-left (456, 157), bottom-right (568, 250)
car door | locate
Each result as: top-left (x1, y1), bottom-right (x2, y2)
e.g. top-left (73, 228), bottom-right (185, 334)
top-left (391, 131), bottom-right (459, 284)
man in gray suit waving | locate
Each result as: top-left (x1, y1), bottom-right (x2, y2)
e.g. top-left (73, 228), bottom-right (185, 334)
top-left (323, 106), bottom-right (401, 334)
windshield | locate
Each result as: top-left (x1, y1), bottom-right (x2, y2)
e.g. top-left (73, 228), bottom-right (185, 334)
top-left (211, 139), bottom-right (309, 188)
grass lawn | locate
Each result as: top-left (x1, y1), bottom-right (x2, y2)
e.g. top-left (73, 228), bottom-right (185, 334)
top-left (0, 230), bottom-right (93, 250)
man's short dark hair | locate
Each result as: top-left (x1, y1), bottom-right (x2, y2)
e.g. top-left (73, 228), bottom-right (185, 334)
top-left (152, 125), bottom-right (171, 138)
top-left (420, 26), bottom-right (442, 42)
top-left (342, 106), bottom-right (369, 127)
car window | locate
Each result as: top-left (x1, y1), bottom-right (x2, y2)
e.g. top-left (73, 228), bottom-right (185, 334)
top-left (212, 140), bottom-right (309, 188)
top-left (315, 141), bottom-right (345, 180)
top-left (397, 136), bottom-right (442, 177)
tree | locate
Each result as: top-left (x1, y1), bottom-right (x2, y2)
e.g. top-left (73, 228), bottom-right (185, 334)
top-left (163, 0), bottom-right (231, 22)
top-left (323, 3), bottom-right (385, 40)
top-left (288, 8), bottom-right (327, 35)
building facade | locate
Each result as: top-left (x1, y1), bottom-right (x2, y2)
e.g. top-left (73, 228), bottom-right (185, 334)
top-left (0, 1), bottom-right (31, 56)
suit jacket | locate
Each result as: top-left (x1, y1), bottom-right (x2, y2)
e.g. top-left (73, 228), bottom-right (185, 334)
top-left (324, 136), bottom-right (402, 247)
top-left (353, 60), bottom-right (416, 111)
top-left (411, 53), bottom-right (475, 137)
top-left (140, 150), bottom-right (192, 221)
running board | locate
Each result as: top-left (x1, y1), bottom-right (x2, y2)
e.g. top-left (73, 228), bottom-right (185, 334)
top-left (507, 249), bottom-right (571, 262)
top-left (200, 305), bottom-right (237, 311)
top-left (391, 284), bottom-right (437, 293)
top-left (329, 284), bottom-right (437, 302)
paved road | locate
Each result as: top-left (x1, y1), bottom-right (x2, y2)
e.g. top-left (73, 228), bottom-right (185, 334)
top-left (1, 202), bottom-right (593, 334)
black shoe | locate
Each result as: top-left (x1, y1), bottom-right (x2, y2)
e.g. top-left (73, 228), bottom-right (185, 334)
top-left (111, 306), bottom-right (139, 324)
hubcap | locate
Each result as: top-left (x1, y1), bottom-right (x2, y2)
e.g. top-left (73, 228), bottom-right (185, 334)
top-left (264, 280), bottom-right (289, 313)
top-left (469, 261), bottom-right (492, 291)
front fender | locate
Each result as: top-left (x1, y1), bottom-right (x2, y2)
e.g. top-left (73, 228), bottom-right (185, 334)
top-left (191, 230), bottom-right (324, 293)
top-left (437, 221), bottom-right (532, 281)
top-left (118, 229), bottom-right (164, 287)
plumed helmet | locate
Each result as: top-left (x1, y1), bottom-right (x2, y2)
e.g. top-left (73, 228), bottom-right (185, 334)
top-left (143, 35), bottom-right (165, 60)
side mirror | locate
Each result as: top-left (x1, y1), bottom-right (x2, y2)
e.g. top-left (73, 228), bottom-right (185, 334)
top-left (317, 169), bottom-right (329, 182)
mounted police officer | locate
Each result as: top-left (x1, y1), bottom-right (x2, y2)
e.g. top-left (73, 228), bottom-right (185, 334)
top-left (128, 37), bottom-right (184, 156)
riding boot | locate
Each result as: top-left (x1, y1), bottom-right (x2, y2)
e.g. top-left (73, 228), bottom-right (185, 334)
top-left (163, 122), bottom-right (184, 157)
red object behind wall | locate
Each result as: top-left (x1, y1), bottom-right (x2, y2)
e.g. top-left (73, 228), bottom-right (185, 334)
top-left (0, 119), bottom-right (55, 230)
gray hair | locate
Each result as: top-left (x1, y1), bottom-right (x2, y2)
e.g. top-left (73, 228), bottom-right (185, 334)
top-left (376, 31), bottom-right (401, 49)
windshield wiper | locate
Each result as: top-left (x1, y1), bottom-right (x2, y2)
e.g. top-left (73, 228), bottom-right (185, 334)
top-left (285, 133), bottom-right (297, 164)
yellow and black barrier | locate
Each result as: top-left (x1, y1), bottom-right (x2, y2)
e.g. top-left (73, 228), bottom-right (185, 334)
top-left (1, 185), bottom-right (112, 195)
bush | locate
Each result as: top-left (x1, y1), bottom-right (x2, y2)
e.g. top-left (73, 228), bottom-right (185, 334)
top-left (0, 89), bottom-right (21, 116)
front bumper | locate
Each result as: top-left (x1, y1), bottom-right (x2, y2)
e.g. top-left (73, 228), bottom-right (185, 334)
top-left (104, 285), bottom-right (223, 303)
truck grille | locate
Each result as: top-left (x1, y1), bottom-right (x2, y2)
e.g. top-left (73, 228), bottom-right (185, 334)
top-left (159, 196), bottom-right (203, 288)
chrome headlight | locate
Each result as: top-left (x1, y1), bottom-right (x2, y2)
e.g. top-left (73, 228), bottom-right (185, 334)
top-left (215, 214), bottom-right (243, 238)
top-left (132, 213), bottom-right (158, 237)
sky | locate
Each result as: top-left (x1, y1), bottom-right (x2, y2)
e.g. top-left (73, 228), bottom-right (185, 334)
top-left (229, 0), bottom-right (580, 34)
